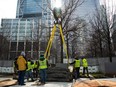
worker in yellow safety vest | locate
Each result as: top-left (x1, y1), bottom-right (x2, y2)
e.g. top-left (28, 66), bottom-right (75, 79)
top-left (33, 61), bottom-right (38, 79)
top-left (25, 59), bottom-right (34, 82)
top-left (70, 57), bottom-right (80, 79)
top-left (82, 58), bottom-right (89, 77)
top-left (17, 51), bottom-right (27, 85)
top-left (37, 55), bottom-right (49, 85)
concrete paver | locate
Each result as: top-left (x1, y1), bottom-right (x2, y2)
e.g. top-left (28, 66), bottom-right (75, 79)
top-left (10, 82), bottom-right (72, 87)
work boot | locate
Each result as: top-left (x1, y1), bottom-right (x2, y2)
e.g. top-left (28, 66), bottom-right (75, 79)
top-left (31, 79), bottom-right (34, 82)
top-left (27, 79), bottom-right (29, 82)
top-left (21, 83), bottom-right (26, 86)
top-left (41, 83), bottom-right (45, 85)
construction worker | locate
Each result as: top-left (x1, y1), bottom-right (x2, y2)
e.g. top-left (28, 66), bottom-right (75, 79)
top-left (82, 58), bottom-right (89, 77)
top-left (37, 55), bottom-right (49, 85)
top-left (33, 61), bottom-right (38, 79)
top-left (17, 51), bottom-right (27, 85)
top-left (70, 57), bottom-right (80, 79)
top-left (25, 59), bottom-right (34, 82)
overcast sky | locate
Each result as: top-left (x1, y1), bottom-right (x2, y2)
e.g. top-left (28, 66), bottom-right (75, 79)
top-left (0, 0), bottom-right (17, 24)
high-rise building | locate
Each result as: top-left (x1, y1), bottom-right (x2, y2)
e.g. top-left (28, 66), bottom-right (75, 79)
top-left (76, 0), bottom-right (100, 19)
top-left (16, 0), bottom-right (53, 25)
top-left (1, 18), bottom-right (40, 59)
top-left (0, 0), bottom-right (53, 60)
top-left (16, 0), bottom-right (42, 18)
top-left (0, 0), bottom-right (100, 59)
top-left (75, 0), bottom-right (100, 56)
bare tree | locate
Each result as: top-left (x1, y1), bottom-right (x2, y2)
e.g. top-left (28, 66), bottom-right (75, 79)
top-left (46, 0), bottom-right (86, 63)
top-left (31, 20), bottom-right (50, 59)
top-left (89, 1), bottom-right (116, 62)
top-left (65, 17), bottom-right (87, 57)
top-left (0, 35), bottom-right (9, 60)
top-left (89, 15), bottom-right (104, 57)
top-left (31, 0), bottom-right (86, 63)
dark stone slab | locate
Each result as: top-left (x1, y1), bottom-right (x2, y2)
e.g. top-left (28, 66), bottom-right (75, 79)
top-left (56, 63), bottom-right (68, 69)
top-left (47, 66), bottom-right (73, 82)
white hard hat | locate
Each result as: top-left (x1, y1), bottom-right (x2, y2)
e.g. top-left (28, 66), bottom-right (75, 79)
top-left (21, 51), bottom-right (25, 56)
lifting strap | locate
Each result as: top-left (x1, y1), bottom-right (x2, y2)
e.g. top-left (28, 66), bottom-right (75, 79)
top-left (58, 24), bottom-right (69, 64)
top-left (44, 24), bottom-right (69, 64)
top-left (44, 24), bottom-right (56, 59)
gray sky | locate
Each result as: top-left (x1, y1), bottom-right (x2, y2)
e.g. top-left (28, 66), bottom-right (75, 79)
top-left (0, 0), bottom-right (17, 24)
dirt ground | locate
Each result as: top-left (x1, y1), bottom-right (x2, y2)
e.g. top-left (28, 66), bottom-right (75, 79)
top-left (73, 80), bottom-right (116, 87)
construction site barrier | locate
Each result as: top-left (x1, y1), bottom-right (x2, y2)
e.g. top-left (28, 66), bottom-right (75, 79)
top-left (0, 66), bottom-right (99, 73)
top-left (80, 66), bottom-right (99, 73)
top-left (1, 67), bottom-right (14, 73)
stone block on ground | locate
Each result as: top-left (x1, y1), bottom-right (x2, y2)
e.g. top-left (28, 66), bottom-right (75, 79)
top-left (47, 66), bottom-right (73, 82)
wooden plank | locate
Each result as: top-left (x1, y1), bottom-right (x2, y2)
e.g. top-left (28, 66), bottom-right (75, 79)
top-left (73, 80), bottom-right (116, 87)
top-left (0, 79), bottom-right (17, 87)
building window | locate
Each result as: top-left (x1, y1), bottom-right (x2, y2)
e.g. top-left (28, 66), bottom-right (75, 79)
top-left (18, 42), bottom-right (24, 51)
top-left (26, 41), bottom-right (31, 51)
top-left (10, 52), bottom-right (16, 60)
top-left (11, 42), bottom-right (17, 51)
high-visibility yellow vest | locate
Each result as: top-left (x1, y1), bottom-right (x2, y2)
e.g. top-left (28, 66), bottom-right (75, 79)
top-left (82, 58), bottom-right (88, 67)
top-left (39, 59), bottom-right (47, 69)
top-left (74, 60), bottom-right (80, 68)
top-left (34, 62), bottom-right (37, 68)
top-left (27, 61), bottom-right (32, 71)
top-left (31, 63), bottom-right (34, 70)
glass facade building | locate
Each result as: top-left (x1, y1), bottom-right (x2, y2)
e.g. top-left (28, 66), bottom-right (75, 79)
top-left (16, 0), bottom-right (53, 25)
top-left (16, 0), bottom-right (42, 18)
top-left (0, 0), bottom-right (53, 60)
top-left (0, 0), bottom-right (100, 59)
top-left (75, 0), bottom-right (100, 56)
top-left (1, 18), bottom-right (46, 60)
top-left (76, 0), bottom-right (100, 18)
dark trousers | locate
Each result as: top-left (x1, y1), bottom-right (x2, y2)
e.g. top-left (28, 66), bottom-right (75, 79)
top-left (33, 68), bottom-right (38, 78)
top-left (39, 69), bottom-right (47, 83)
top-left (75, 67), bottom-right (80, 79)
top-left (18, 70), bottom-right (25, 85)
top-left (13, 68), bottom-right (17, 79)
top-left (25, 70), bottom-right (33, 81)
top-left (83, 67), bottom-right (89, 76)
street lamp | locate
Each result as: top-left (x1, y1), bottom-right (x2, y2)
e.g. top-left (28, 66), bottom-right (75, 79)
top-left (53, 0), bottom-right (62, 24)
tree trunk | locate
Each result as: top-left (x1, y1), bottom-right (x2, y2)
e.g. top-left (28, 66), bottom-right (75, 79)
top-left (99, 36), bottom-right (103, 57)
top-left (60, 36), bottom-right (63, 63)
top-left (108, 37), bottom-right (112, 62)
top-left (66, 34), bottom-right (69, 58)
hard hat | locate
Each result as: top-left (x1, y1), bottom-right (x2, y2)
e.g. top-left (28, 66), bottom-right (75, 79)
top-left (21, 51), bottom-right (25, 56)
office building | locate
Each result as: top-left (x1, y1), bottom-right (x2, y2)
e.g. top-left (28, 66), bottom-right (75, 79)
top-left (16, 0), bottom-right (53, 25)
top-left (0, 0), bottom-right (53, 60)
top-left (75, 0), bottom-right (100, 56)
top-left (1, 18), bottom-right (45, 59)
top-left (0, 0), bottom-right (101, 59)
top-left (76, 0), bottom-right (100, 19)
